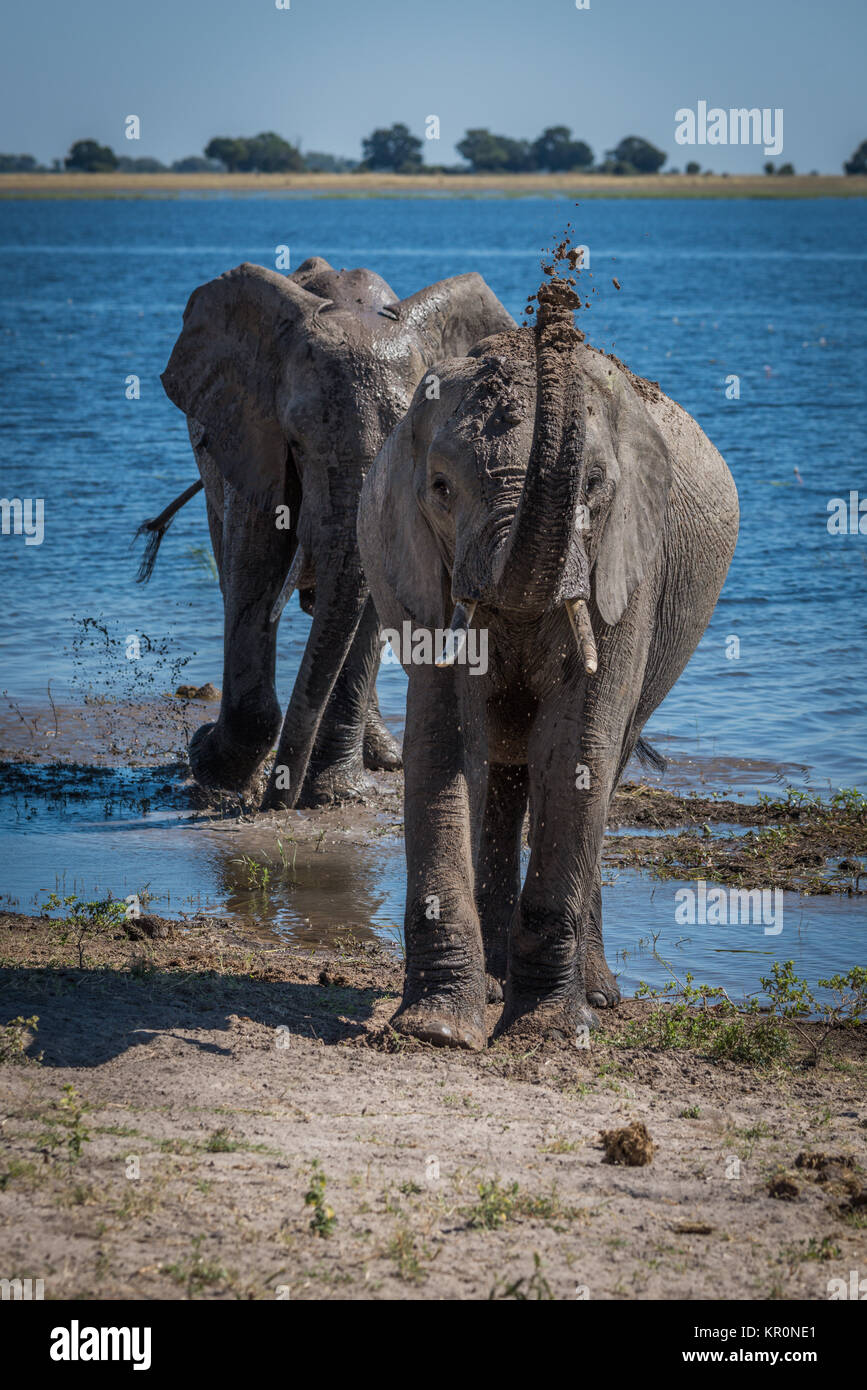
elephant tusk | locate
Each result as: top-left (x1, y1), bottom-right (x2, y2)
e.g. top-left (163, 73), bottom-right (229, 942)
top-left (270, 547), bottom-right (307, 624)
top-left (435, 602), bottom-right (477, 668)
top-left (565, 598), bottom-right (598, 676)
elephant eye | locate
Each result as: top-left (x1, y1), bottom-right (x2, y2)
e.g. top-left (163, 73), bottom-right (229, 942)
top-left (431, 475), bottom-right (452, 506)
top-left (586, 470), bottom-right (604, 494)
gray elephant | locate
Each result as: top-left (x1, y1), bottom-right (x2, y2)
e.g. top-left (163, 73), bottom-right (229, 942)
top-left (358, 296), bottom-right (738, 1049)
top-left (141, 257), bottom-right (514, 807)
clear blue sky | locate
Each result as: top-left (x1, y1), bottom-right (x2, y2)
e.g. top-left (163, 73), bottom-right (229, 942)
top-left (2, 0), bottom-right (864, 172)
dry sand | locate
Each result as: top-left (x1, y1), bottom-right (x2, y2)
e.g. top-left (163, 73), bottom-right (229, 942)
top-left (1, 910), bottom-right (864, 1301)
top-left (2, 172), bottom-right (865, 199)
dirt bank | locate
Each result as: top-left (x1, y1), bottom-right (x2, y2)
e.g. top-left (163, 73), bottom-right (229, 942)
top-left (1, 910), bottom-right (864, 1301)
top-left (2, 172), bottom-right (865, 199)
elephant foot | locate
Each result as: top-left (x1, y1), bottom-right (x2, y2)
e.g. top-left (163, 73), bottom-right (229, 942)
top-left (392, 999), bottom-right (486, 1051)
top-left (495, 993), bottom-right (599, 1044)
top-left (585, 949), bottom-right (621, 1010)
top-left (188, 720), bottom-right (271, 797)
top-left (363, 714), bottom-right (402, 771)
top-left (297, 756), bottom-right (376, 808)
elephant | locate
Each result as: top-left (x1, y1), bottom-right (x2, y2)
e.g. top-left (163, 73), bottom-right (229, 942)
top-left (358, 293), bottom-right (738, 1049)
top-left (142, 256), bottom-right (514, 808)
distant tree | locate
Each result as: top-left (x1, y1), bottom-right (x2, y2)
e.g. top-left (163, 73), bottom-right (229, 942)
top-left (303, 151), bottom-right (359, 173)
top-left (596, 157), bottom-right (636, 176)
top-left (843, 140), bottom-right (867, 175)
top-left (240, 132), bottom-right (304, 172)
top-left (776, 162), bottom-right (795, 176)
top-left (0, 153), bottom-right (39, 172)
top-left (530, 126), bottom-right (593, 171)
top-left (205, 133), bottom-right (302, 173)
top-left (171, 156), bottom-right (222, 173)
top-left (456, 128), bottom-right (533, 172)
top-left (116, 156), bottom-right (167, 172)
top-left (605, 136), bottom-right (666, 174)
top-left (65, 139), bottom-right (118, 172)
top-left (685, 160), bottom-right (701, 175)
top-left (361, 123), bottom-right (423, 172)
top-left (204, 137), bottom-right (248, 171)
top-left (763, 161), bottom-right (775, 175)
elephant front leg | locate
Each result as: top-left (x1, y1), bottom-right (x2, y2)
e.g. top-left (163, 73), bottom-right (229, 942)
top-left (499, 693), bottom-right (613, 1042)
top-left (394, 667), bottom-right (486, 1050)
top-left (475, 764), bottom-right (528, 1003)
top-left (300, 597), bottom-right (381, 806)
top-left (261, 544), bottom-right (368, 811)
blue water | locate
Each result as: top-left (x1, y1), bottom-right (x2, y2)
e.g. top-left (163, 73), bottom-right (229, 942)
top-left (0, 762), bottom-right (859, 1007)
top-left (1, 196), bottom-right (865, 791)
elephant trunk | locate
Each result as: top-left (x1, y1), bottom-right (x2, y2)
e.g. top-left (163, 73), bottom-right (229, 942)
top-left (490, 309), bottom-right (588, 614)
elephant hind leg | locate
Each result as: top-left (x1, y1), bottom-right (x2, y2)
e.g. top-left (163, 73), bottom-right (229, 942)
top-left (583, 724), bottom-right (647, 1008)
top-left (363, 688), bottom-right (402, 771)
top-left (475, 764), bottom-right (528, 1002)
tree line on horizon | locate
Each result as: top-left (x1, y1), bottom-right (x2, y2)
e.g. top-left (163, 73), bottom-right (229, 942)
top-left (3, 126), bottom-right (867, 177)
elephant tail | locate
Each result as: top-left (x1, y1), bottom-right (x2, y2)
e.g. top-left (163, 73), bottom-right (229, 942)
top-left (635, 737), bottom-right (667, 774)
top-left (133, 479), bottom-right (203, 583)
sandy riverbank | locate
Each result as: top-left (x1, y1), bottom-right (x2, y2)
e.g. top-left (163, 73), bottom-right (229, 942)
top-left (2, 172), bottom-right (865, 199)
top-left (1, 908), bottom-right (865, 1300)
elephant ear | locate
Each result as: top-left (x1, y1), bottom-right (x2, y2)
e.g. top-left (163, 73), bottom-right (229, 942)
top-left (161, 262), bottom-right (323, 507)
top-left (390, 273), bottom-right (515, 359)
top-left (359, 412), bottom-right (448, 639)
top-left (593, 376), bottom-right (673, 628)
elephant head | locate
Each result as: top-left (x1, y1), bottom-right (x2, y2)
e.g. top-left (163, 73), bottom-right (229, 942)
top-left (160, 257), bottom-right (515, 803)
top-left (361, 304), bottom-right (672, 661)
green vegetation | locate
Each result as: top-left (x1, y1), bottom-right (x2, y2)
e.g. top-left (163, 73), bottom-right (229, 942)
top-left (844, 139), bottom-right (867, 175)
top-left (42, 892), bottom-right (129, 968)
top-left (304, 1160), bottom-right (337, 1238)
top-left (0, 154), bottom-right (39, 172)
top-left (384, 1225), bottom-right (435, 1282)
top-left (761, 961), bottom-right (866, 1062)
top-left (464, 1178), bottom-right (575, 1229)
top-left (204, 132), bottom-right (303, 173)
top-left (163, 1236), bottom-right (228, 1296)
top-left (601, 135), bottom-right (667, 174)
top-left (626, 960), bottom-right (865, 1065)
top-left (65, 138), bottom-right (118, 172)
top-left (362, 122), bottom-right (422, 172)
top-left (489, 1253), bottom-right (555, 1300)
top-left (456, 124), bottom-right (598, 173)
top-left (40, 1084), bottom-right (91, 1164)
top-left (12, 128), bottom-right (864, 182)
top-left (0, 1014), bottom-right (40, 1064)
top-left (608, 785), bottom-right (867, 895)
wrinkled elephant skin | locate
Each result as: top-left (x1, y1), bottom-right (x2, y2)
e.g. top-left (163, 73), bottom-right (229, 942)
top-left (359, 310), bottom-right (738, 1048)
top-left (160, 258), bottom-right (515, 808)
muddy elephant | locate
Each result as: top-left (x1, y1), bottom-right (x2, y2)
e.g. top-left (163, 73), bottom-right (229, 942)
top-left (141, 257), bottom-right (514, 807)
top-left (358, 297), bottom-right (738, 1048)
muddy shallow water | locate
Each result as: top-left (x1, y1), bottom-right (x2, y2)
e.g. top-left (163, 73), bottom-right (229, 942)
top-left (2, 741), bottom-right (863, 1005)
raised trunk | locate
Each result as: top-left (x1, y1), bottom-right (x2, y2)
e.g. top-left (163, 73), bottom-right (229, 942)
top-left (491, 312), bottom-right (588, 613)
